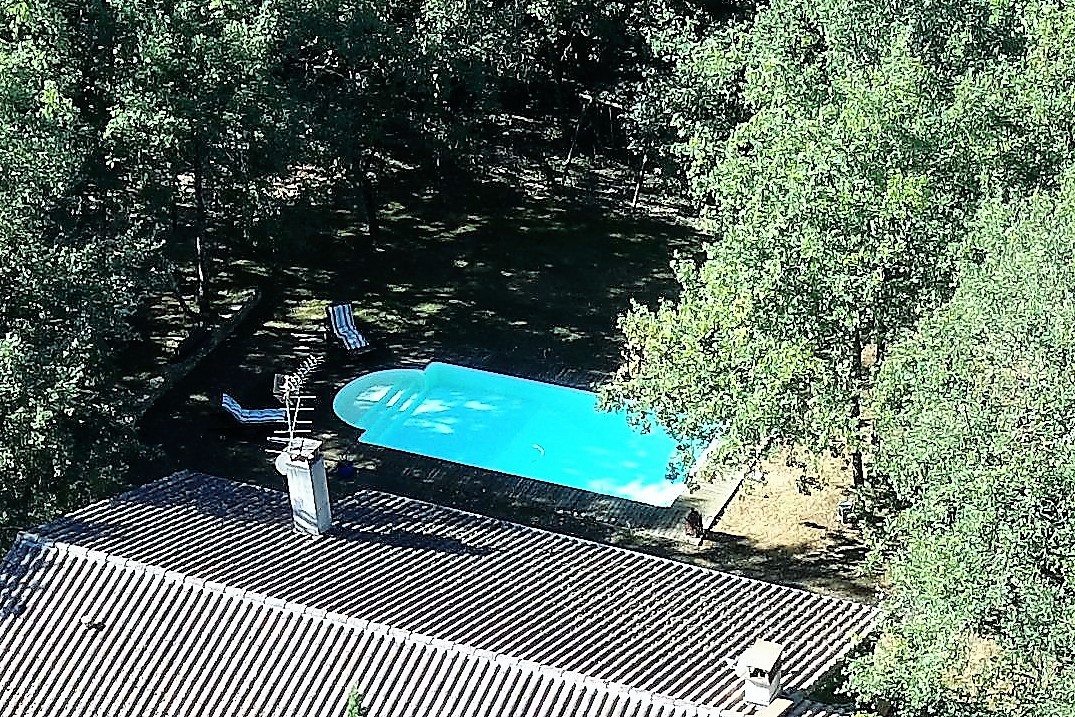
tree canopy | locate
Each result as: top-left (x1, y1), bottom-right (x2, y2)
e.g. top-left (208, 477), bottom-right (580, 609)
top-left (602, 0), bottom-right (1075, 714)
top-left (0, 1), bottom-right (156, 528)
top-left (849, 176), bottom-right (1075, 715)
top-left (4, 1), bottom-right (1075, 713)
top-left (604, 0), bottom-right (1075, 483)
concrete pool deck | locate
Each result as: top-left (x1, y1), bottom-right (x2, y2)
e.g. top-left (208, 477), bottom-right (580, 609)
top-left (333, 429), bottom-right (745, 545)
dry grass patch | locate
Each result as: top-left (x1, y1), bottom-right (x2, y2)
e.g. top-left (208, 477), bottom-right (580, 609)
top-left (699, 452), bottom-right (876, 599)
top-left (716, 451), bottom-right (863, 560)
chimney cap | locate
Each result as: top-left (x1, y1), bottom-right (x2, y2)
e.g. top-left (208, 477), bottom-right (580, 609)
top-left (737, 639), bottom-right (783, 672)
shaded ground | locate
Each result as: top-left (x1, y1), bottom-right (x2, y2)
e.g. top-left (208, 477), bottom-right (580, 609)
top-left (140, 160), bottom-right (695, 464)
top-left (134, 161), bottom-right (877, 601)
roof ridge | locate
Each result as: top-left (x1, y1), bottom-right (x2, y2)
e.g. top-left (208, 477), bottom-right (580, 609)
top-left (20, 533), bottom-right (737, 717)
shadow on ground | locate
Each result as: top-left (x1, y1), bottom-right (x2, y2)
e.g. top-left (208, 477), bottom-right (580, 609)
top-left (138, 165), bottom-right (699, 480)
top-left (134, 164), bottom-right (875, 601)
top-left (692, 530), bottom-right (875, 601)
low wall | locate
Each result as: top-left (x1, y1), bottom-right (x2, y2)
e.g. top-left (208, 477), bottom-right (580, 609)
top-left (135, 287), bottom-right (262, 419)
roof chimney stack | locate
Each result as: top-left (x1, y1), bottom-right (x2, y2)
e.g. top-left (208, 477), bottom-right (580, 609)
top-left (736, 639), bottom-right (784, 706)
top-left (276, 438), bottom-right (332, 536)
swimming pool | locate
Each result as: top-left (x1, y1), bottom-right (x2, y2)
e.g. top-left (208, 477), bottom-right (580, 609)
top-left (333, 362), bottom-right (684, 506)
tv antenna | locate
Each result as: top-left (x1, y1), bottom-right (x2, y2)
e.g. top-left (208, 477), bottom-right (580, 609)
top-left (268, 355), bottom-right (324, 465)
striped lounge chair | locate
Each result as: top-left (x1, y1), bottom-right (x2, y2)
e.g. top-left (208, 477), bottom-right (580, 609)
top-left (221, 393), bottom-right (287, 425)
top-left (326, 302), bottom-right (373, 354)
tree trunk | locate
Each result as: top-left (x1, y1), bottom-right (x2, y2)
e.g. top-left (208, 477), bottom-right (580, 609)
top-left (850, 420), bottom-right (865, 487)
top-left (632, 152), bottom-right (648, 208)
top-left (193, 146), bottom-right (211, 323)
top-left (851, 325), bottom-right (866, 487)
top-left (170, 168), bottom-right (180, 235)
top-left (562, 98), bottom-right (589, 182)
top-left (165, 262), bottom-right (199, 325)
top-left (360, 163), bottom-right (379, 240)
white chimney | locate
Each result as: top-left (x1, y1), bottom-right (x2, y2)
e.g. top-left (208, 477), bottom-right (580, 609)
top-left (277, 438), bottom-right (332, 536)
top-left (736, 639), bottom-right (784, 706)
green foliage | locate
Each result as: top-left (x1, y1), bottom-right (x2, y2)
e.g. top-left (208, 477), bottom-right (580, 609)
top-left (606, 0), bottom-right (1075, 469)
top-left (273, 0), bottom-right (680, 174)
top-left (849, 175), bottom-right (1075, 716)
top-left (105, 0), bottom-right (294, 230)
top-left (6, 3), bottom-right (1074, 714)
top-left (345, 690), bottom-right (368, 717)
top-left (0, 1), bottom-right (157, 531)
top-left (607, 4), bottom-right (1075, 709)
top-left (605, 1), bottom-right (984, 481)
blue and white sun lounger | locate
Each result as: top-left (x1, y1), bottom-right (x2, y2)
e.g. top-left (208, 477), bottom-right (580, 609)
top-left (326, 302), bottom-right (373, 353)
top-left (221, 393), bottom-right (287, 424)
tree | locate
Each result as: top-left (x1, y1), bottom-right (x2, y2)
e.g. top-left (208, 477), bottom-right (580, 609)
top-left (848, 174), bottom-right (1075, 716)
top-left (273, 0), bottom-right (492, 236)
top-left (0, 0), bottom-right (157, 533)
top-left (104, 0), bottom-right (295, 319)
top-left (603, 10), bottom-right (975, 485)
top-left (603, 0), bottom-right (1075, 487)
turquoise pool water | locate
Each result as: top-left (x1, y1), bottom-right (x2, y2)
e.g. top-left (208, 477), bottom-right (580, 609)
top-left (333, 362), bottom-right (684, 506)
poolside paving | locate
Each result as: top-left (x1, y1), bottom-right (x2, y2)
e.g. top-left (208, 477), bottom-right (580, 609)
top-left (348, 443), bottom-right (743, 544)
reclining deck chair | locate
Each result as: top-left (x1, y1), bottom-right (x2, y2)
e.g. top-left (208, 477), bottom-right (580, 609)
top-left (221, 393), bottom-right (287, 425)
top-left (326, 302), bottom-right (374, 354)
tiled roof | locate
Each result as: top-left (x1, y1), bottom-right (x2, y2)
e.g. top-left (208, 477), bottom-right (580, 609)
top-left (0, 472), bottom-right (875, 717)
